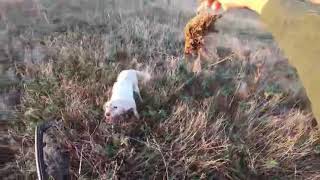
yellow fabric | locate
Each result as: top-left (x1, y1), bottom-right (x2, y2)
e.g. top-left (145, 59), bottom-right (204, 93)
top-left (261, 0), bottom-right (320, 122)
top-left (217, 0), bottom-right (268, 13)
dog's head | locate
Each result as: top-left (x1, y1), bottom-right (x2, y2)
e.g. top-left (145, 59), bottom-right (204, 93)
top-left (103, 100), bottom-right (134, 123)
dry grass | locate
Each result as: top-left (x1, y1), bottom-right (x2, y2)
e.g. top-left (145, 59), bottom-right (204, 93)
top-left (15, 32), bottom-right (320, 179)
top-left (0, 0), bottom-right (319, 179)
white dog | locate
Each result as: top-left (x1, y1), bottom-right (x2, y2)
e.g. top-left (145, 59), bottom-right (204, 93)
top-left (103, 69), bottom-right (150, 123)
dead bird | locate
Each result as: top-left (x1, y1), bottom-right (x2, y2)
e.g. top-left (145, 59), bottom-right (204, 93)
top-left (184, 0), bottom-right (222, 73)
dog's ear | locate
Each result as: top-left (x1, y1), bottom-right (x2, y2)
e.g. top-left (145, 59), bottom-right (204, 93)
top-left (127, 108), bottom-right (134, 113)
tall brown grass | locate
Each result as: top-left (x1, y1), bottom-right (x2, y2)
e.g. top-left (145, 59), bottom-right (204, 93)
top-left (0, 0), bottom-right (319, 179)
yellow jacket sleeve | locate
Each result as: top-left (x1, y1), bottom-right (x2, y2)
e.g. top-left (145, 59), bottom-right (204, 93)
top-left (261, 0), bottom-right (320, 122)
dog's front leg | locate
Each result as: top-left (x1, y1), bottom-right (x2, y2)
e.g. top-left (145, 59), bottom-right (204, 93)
top-left (133, 109), bottom-right (140, 120)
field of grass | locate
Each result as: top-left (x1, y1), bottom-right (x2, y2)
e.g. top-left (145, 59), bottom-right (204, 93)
top-left (1, 0), bottom-right (320, 179)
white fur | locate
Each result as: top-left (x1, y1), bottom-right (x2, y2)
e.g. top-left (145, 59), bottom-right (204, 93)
top-left (103, 69), bottom-right (150, 122)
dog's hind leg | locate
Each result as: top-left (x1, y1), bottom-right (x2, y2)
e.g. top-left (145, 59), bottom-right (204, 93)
top-left (133, 84), bottom-right (143, 102)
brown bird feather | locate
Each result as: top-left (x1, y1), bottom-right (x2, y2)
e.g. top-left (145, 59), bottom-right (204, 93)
top-left (184, 12), bottom-right (221, 73)
top-left (184, 12), bottom-right (220, 55)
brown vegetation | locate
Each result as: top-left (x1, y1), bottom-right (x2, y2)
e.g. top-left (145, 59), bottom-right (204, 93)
top-left (0, 0), bottom-right (319, 179)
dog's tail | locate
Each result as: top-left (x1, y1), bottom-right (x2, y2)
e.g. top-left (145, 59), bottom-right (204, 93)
top-left (135, 70), bottom-right (151, 83)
